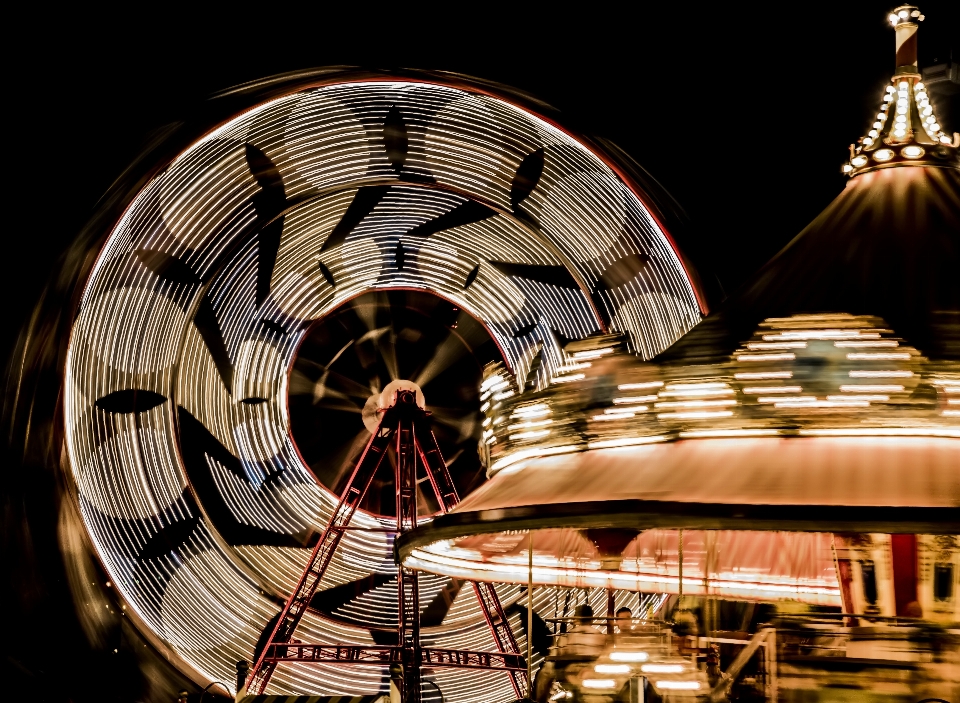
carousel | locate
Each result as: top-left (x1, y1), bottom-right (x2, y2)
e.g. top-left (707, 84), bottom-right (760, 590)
top-left (398, 6), bottom-right (960, 701)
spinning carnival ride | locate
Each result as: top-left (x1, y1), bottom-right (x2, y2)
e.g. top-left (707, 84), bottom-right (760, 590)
top-left (62, 71), bottom-right (705, 701)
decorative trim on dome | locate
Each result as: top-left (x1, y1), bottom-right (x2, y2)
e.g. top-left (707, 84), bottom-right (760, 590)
top-left (843, 6), bottom-right (959, 177)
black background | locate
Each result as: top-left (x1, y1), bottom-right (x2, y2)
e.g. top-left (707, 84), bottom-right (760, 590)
top-left (4, 2), bottom-right (958, 701)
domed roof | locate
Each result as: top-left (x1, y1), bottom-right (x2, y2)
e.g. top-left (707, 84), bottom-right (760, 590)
top-left (662, 4), bottom-right (959, 366)
top-left (660, 166), bottom-right (960, 365)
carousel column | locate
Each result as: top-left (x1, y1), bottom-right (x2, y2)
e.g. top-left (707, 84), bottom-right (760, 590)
top-left (890, 534), bottom-right (920, 617)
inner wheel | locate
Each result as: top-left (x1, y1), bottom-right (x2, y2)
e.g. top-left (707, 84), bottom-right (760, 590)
top-left (288, 290), bottom-right (502, 517)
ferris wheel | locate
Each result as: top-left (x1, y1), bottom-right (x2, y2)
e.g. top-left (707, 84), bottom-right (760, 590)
top-left (63, 69), bottom-right (704, 701)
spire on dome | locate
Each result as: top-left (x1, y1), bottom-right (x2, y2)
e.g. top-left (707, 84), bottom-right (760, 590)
top-left (842, 6), bottom-right (959, 177)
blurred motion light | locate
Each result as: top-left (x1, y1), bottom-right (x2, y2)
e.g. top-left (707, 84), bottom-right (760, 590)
top-left (594, 664), bottom-right (631, 674)
top-left (610, 651), bottom-right (650, 662)
top-left (581, 679), bottom-right (617, 689)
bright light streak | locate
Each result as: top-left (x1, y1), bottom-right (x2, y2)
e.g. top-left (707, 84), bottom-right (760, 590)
top-left (746, 342), bottom-right (806, 350)
top-left (506, 419), bottom-right (553, 430)
top-left (592, 412), bottom-right (636, 421)
top-left (826, 394), bottom-right (889, 402)
top-left (588, 436), bottom-right (666, 449)
top-left (680, 429), bottom-right (780, 438)
top-left (839, 385), bottom-right (904, 392)
top-left (618, 381), bottom-right (664, 390)
top-left (656, 410), bottom-right (734, 419)
top-left (735, 371), bottom-right (792, 380)
top-left (488, 445), bottom-right (578, 473)
top-left (610, 651), bottom-right (649, 662)
top-left (654, 399), bottom-right (737, 409)
top-left (511, 404), bottom-right (550, 418)
top-left (774, 399), bottom-right (869, 409)
top-left (641, 664), bottom-right (684, 674)
top-left (743, 386), bottom-right (802, 394)
top-left (613, 395), bottom-right (658, 404)
top-left (659, 388), bottom-right (734, 398)
top-left (571, 348), bottom-right (614, 360)
top-left (581, 679), bottom-right (617, 689)
top-left (846, 352), bottom-right (911, 361)
top-left (799, 427), bottom-right (960, 438)
top-left (849, 370), bottom-right (913, 378)
top-left (509, 429), bottom-right (551, 440)
top-left (834, 340), bottom-right (899, 348)
top-left (552, 373), bottom-right (585, 383)
top-left (764, 330), bottom-right (876, 341)
top-left (656, 680), bottom-right (701, 690)
top-left (594, 664), bottom-right (631, 674)
top-left (736, 353), bottom-right (796, 362)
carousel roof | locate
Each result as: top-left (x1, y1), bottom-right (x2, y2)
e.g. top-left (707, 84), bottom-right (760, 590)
top-left (659, 166), bottom-right (960, 366)
top-left (663, 5), bottom-right (959, 366)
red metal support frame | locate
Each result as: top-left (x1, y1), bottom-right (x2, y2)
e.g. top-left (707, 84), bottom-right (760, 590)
top-left (247, 422), bottom-right (395, 694)
top-left (395, 411), bottom-right (421, 701)
top-left (247, 392), bottom-right (527, 701)
top-left (472, 581), bottom-right (527, 697)
top-left (261, 644), bottom-right (524, 671)
top-left (418, 426), bottom-right (526, 699)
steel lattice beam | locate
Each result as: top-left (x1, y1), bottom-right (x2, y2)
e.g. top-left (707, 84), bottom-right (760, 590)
top-left (261, 644), bottom-right (525, 672)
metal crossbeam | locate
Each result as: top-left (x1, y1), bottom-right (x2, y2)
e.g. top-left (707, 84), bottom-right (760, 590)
top-left (421, 648), bottom-right (526, 671)
top-left (473, 581), bottom-right (527, 696)
top-left (415, 425), bottom-right (460, 513)
top-left (262, 644), bottom-right (402, 665)
top-left (261, 644), bottom-right (524, 672)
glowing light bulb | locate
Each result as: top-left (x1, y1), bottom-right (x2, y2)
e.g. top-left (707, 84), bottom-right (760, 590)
top-left (862, 137), bottom-right (874, 146)
top-left (915, 82), bottom-right (925, 91)
top-left (896, 115), bottom-right (907, 123)
top-left (899, 81), bottom-right (908, 89)
top-left (916, 92), bottom-right (928, 102)
top-left (885, 85), bottom-right (896, 93)
top-left (888, 13), bottom-right (898, 24)
top-left (941, 135), bottom-right (953, 144)
top-left (873, 122), bottom-right (882, 129)
top-left (868, 130), bottom-right (878, 138)
top-left (884, 94), bottom-right (894, 102)
top-left (842, 163), bottom-right (854, 173)
top-left (922, 107), bottom-right (932, 116)
top-left (898, 10), bottom-right (908, 19)
top-left (926, 115), bottom-right (936, 123)
top-left (851, 155), bottom-right (868, 167)
top-left (929, 123), bottom-right (940, 132)
top-left (902, 146), bottom-right (923, 158)
top-left (897, 98), bottom-right (907, 105)
top-left (873, 148), bottom-right (894, 162)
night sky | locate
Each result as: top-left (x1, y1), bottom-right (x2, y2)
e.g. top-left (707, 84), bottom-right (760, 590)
top-left (4, 2), bottom-right (958, 700)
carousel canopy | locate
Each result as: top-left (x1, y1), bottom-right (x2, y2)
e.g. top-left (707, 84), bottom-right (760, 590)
top-left (661, 6), bottom-right (959, 367)
top-left (398, 8), bottom-right (960, 592)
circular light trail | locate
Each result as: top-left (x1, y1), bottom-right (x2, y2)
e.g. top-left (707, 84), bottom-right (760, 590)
top-left (64, 77), bottom-right (702, 698)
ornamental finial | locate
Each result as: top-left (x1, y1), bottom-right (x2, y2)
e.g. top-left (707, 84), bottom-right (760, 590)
top-left (842, 6), bottom-right (958, 177)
